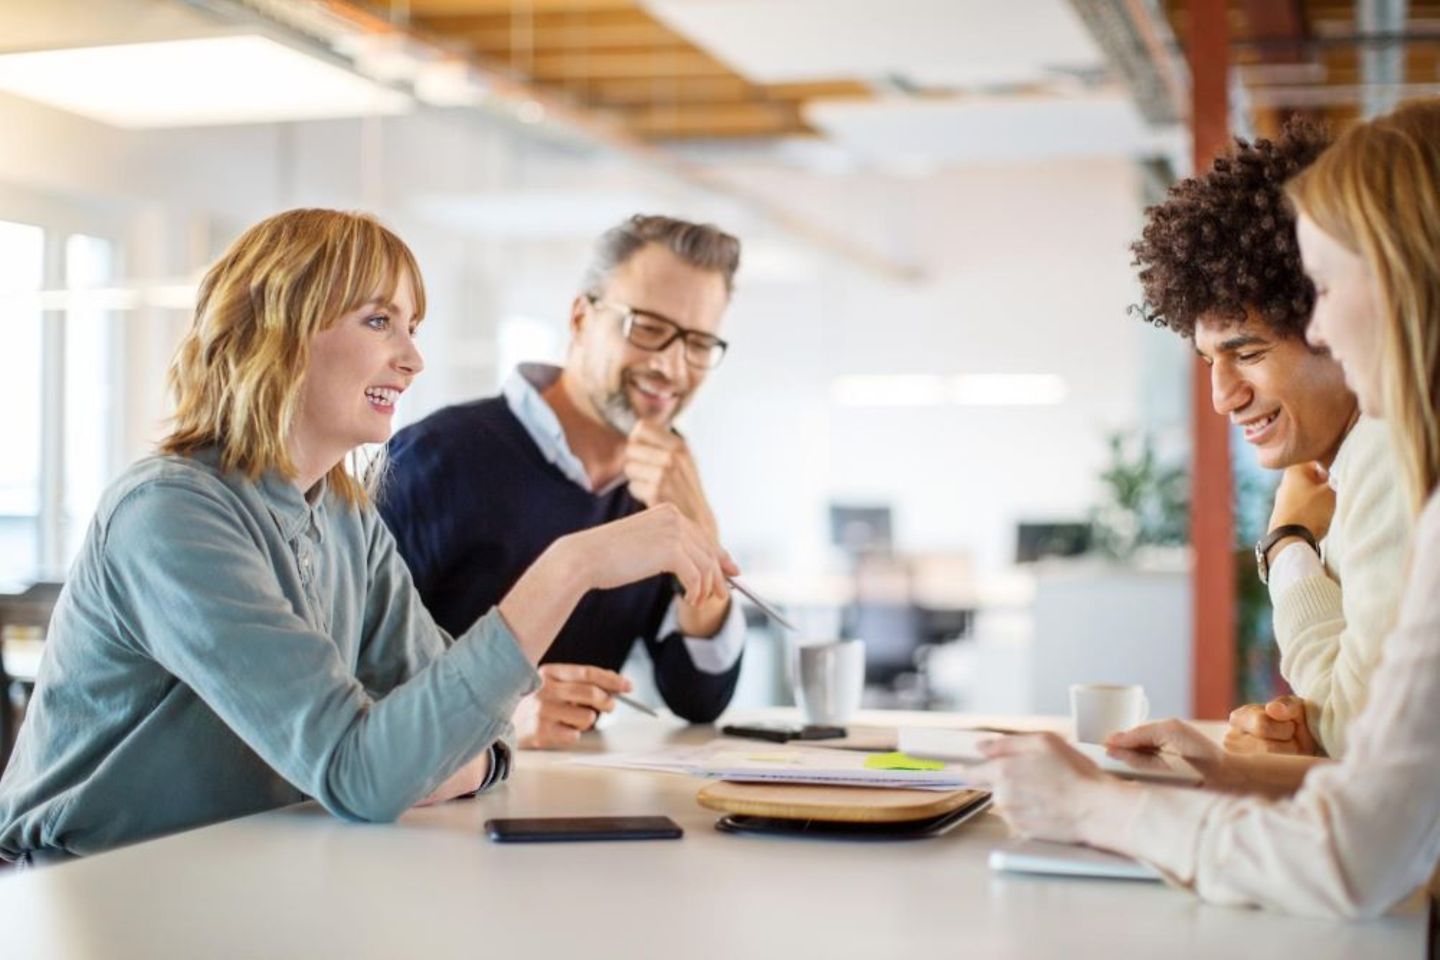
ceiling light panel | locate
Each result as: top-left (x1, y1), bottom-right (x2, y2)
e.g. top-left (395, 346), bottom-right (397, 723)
top-left (806, 94), bottom-right (1172, 166)
top-left (0, 35), bottom-right (410, 128)
top-left (643, 0), bottom-right (1103, 88)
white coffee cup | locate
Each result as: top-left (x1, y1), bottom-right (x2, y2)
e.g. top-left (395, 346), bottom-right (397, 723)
top-left (794, 640), bottom-right (866, 726)
top-left (1070, 683), bottom-right (1149, 744)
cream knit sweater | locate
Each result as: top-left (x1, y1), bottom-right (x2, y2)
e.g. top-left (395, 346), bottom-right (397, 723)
top-left (1104, 483), bottom-right (1440, 918)
top-left (1270, 416), bottom-right (1411, 757)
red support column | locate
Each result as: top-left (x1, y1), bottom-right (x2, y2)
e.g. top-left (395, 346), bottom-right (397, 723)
top-left (1189, 0), bottom-right (1236, 719)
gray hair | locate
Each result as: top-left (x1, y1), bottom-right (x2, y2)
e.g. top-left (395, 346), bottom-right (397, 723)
top-left (580, 214), bottom-right (741, 297)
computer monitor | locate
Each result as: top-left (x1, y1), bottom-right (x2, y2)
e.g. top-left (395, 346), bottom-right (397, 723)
top-left (829, 504), bottom-right (893, 556)
top-left (1015, 522), bottom-right (1092, 564)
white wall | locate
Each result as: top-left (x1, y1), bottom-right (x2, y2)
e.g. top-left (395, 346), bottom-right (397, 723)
top-left (682, 159), bottom-right (1160, 578)
top-left (1, 75), bottom-right (1187, 631)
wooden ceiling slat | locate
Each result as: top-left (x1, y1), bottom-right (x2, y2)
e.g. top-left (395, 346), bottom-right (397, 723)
top-left (438, 23), bottom-right (685, 52)
top-left (414, 8), bottom-right (659, 31)
top-left (525, 50), bottom-right (734, 80)
top-left (537, 77), bottom-right (869, 109)
top-left (566, 76), bottom-right (758, 105)
top-left (619, 102), bottom-right (803, 138)
top-left (407, 0), bottom-right (641, 15)
top-left (1164, 1), bottom-right (1440, 135)
top-left (406, 0), bottom-right (855, 138)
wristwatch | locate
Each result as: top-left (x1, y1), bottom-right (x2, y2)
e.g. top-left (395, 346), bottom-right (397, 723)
top-left (1255, 524), bottom-right (1320, 585)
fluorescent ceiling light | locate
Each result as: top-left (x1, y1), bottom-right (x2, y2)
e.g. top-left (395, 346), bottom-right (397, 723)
top-left (831, 374), bottom-right (949, 408)
top-left (831, 374), bottom-right (1068, 407)
top-left (413, 60), bottom-right (489, 108)
top-left (410, 190), bottom-right (670, 239)
top-left (951, 374), bottom-right (1068, 406)
top-left (0, 36), bottom-right (410, 128)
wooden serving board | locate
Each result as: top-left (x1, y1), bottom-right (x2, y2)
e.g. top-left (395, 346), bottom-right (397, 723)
top-left (696, 781), bottom-right (989, 824)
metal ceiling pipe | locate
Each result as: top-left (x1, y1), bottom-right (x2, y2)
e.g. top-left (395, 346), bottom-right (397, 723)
top-left (1360, 0), bottom-right (1408, 117)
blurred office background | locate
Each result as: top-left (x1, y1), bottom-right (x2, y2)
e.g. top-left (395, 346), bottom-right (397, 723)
top-left (0, 0), bottom-right (1416, 740)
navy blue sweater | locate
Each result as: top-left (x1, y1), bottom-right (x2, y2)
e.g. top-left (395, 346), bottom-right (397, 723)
top-left (378, 397), bottom-right (740, 723)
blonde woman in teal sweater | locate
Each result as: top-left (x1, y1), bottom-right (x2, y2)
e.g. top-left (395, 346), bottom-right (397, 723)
top-left (0, 208), bottom-right (735, 862)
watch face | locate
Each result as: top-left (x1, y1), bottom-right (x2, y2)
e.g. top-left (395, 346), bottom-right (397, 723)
top-left (1255, 541), bottom-right (1269, 584)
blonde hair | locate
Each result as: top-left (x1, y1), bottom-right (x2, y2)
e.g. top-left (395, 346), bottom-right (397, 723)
top-left (160, 209), bottom-right (425, 505)
top-left (1287, 101), bottom-right (1440, 515)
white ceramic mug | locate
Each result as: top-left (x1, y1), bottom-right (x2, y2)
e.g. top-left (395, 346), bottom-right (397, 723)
top-left (794, 640), bottom-right (866, 726)
top-left (1070, 683), bottom-right (1149, 744)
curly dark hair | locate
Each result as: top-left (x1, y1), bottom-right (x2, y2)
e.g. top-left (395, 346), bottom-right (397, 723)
top-left (1131, 119), bottom-right (1331, 340)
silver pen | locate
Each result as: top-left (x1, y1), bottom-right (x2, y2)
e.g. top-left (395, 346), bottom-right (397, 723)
top-left (614, 692), bottom-right (659, 717)
top-left (726, 576), bottom-right (796, 632)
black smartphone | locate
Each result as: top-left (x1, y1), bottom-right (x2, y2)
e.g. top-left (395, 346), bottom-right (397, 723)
top-left (484, 816), bottom-right (683, 843)
top-left (720, 722), bottom-right (846, 743)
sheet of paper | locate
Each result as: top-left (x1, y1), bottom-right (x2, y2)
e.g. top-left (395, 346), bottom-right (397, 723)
top-left (570, 741), bottom-right (973, 788)
top-left (896, 728), bottom-right (991, 762)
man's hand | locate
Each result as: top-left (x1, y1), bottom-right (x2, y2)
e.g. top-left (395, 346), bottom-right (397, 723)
top-left (1224, 695), bottom-right (1319, 756)
top-left (623, 423), bottom-right (731, 636)
top-left (624, 422), bottom-right (719, 538)
top-left (1268, 461), bottom-right (1336, 542)
top-left (514, 664), bottom-right (632, 750)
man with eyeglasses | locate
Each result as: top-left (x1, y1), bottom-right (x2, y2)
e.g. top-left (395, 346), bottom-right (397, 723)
top-left (380, 215), bottom-right (745, 749)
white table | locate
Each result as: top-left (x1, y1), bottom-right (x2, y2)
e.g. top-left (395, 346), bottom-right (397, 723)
top-left (0, 711), bottom-right (1427, 959)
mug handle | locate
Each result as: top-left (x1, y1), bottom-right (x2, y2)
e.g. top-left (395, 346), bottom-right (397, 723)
top-left (1140, 693), bottom-right (1150, 724)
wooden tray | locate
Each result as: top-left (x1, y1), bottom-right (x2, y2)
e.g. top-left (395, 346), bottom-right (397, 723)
top-left (696, 781), bottom-right (989, 824)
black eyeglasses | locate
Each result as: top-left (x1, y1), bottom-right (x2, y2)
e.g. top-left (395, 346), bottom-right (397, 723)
top-left (586, 295), bottom-right (728, 370)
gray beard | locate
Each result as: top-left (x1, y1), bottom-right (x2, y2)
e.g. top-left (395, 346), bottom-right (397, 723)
top-left (595, 386), bottom-right (638, 436)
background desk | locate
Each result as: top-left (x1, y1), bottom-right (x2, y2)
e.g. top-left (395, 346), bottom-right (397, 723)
top-left (0, 711), bottom-right (1427, 959)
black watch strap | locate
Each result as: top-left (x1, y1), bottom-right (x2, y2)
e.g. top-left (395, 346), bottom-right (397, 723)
top-left (1255, 524), bottom-right (1319, 585)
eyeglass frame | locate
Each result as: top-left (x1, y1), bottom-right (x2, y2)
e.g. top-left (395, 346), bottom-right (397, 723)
top-left (584, 294), bottom-right (729, 370)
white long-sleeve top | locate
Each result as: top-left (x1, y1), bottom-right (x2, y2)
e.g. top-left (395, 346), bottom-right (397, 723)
top-left (1266, 417), bottom-right (1410, 756)
top-left (1109, 486), bottom-right (1436, 919)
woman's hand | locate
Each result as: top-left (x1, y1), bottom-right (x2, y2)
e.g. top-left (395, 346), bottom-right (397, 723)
top-left (1106, 719), bottom-right (1238, 789)
top-left (498, 503), bottom-right (738, 664)
top-left (1112, 718), bottom-right (1326, 797)
top-left (415, 749), bottom-right (492, 806)
top-left (1268, 461), bottom-right (1337, 542)
top-left (1223, 696), bottom-right (1319, 756)
top-left (972, 732), bottom-right (1121, 845)
top-left (561, 503), bottom-right (738, 607)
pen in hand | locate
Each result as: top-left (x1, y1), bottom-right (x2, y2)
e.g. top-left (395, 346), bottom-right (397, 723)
top-left (670, 575), bottom-right (796, 632)
top-left (614, 691), bottom-right (659, 718)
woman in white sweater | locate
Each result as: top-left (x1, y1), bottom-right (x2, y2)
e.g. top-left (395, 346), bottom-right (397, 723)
top-left (975, 99), bottom-right (1440, 919)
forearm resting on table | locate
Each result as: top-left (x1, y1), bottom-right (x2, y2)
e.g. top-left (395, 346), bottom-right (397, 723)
top-left (418, 750), bottom-right (492, 806)
top-left (1076, 754), bottom-right (1325, 853)
top-left (1224, 752), bottom-right (1328, 797)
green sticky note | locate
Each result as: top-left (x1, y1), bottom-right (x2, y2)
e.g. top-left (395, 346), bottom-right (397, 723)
top-left (864, 752), bottom-right (945, 772)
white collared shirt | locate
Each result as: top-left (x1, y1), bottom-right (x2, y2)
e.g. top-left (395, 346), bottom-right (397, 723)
top-left (502, 363), bottom-right (746, 674)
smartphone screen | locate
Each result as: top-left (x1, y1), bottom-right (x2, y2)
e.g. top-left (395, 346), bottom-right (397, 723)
top-left (484, 816), bottom-right (683, 843)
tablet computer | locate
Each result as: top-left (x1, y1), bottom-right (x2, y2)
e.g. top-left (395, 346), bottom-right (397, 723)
top-left (989, 839), bottom-right (1161, 881)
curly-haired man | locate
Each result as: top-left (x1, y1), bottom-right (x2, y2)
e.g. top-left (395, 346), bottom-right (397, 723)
top-left (1133, 121), bottom-right (1409, 758)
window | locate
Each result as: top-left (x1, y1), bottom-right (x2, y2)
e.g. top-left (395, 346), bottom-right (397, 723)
top-left (0, 220), bottom-right (45, 586)
top-left (0, 220), bottom-right (120, 586)
top-left (62, 234), bottom-right (120, 564)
